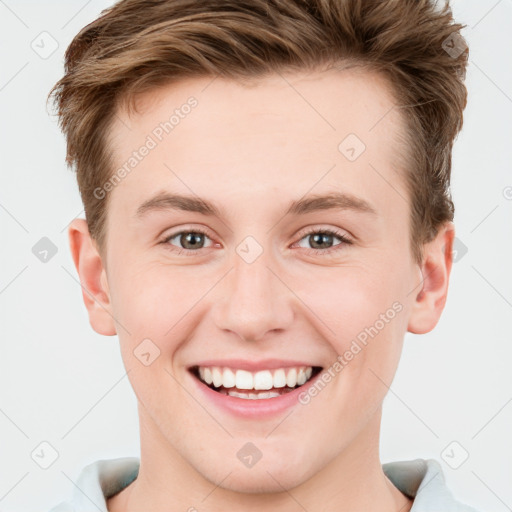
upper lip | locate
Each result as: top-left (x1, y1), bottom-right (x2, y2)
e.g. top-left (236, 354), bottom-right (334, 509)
top-left (189, 359), bottom-right (323, 372)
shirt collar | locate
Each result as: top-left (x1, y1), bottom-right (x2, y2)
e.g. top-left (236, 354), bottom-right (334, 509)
top-left (65, 457), bottom-right (478, 512)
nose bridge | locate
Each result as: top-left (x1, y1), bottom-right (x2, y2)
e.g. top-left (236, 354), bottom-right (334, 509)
top-left (213, 239), bottom-right (293, 341)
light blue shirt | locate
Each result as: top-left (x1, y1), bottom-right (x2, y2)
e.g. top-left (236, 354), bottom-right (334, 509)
top-left (49, 457), bottom-right (480, 511)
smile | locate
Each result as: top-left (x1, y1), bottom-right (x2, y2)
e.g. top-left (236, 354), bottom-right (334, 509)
top-left (191, 365), bottom-right (323, 400)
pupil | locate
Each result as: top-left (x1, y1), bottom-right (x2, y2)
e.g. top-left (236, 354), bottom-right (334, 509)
top-left (310, 233), bottom-right (332, 249)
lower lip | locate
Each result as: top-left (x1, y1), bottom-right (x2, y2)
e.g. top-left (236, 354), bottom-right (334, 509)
top-left (188, 370), bottom-right (322, 419)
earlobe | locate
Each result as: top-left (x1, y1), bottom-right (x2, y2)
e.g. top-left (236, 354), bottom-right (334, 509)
top-left (68, 219), bottom-right (117, 336)
top-left (407, 222), bottom-right (455, 335)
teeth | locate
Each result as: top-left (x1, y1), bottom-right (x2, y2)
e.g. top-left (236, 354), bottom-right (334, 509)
top-left (286, 368), bottom-right (297, 387)
top-left (257, 391), bottom-right (281, 399)
top-left (197, 365), bottom-right (316, 390)
top-left (253, 370), bottom-right (273, 390)
top-left (223, 368), bottom-right (236, 388)
top-left (199, 367), bottom-right (213, 385)
top-left (228, 390), bottom-right (283, 399)
top-left (273, 369), bottom-right (287, 388)
top-left (212, 367), bottom-right (223, 388)
top-left (235, 369), bottom-right (253, 390)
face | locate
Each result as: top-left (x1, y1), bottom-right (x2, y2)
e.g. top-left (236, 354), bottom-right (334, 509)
top-left (71, 67), bottom-right (453, 494)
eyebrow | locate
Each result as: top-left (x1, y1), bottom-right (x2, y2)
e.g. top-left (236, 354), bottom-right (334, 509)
top-left (135, 190), bottom-right (377, 219)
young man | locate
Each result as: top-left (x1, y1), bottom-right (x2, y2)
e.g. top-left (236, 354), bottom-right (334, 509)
top-left (48, 0), bottom-right (478, 511)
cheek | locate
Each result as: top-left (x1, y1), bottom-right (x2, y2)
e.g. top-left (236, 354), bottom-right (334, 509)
top-left (304, 266), bottom-right (402, 339)
top-left (302, 266), bottom-right (407, 396)
top-left (108, 261), bottom-right (199, 359)
top-left (108, 263), bottom-right (196, 411)
top-left (111, 259), bottom-right (196, 319)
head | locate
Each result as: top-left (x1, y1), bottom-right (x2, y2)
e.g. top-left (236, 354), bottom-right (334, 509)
top-left (49, 0), bottom-right (468, 495)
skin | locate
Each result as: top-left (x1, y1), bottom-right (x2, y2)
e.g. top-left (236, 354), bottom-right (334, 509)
top-left (69, 66), bottom-right (454, 512)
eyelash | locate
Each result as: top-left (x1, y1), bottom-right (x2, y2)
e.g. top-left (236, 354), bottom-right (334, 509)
top-left (160, 227), bottom-right (353, 257)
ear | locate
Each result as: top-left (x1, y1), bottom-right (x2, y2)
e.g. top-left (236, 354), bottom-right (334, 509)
top-left (68, 218), bottom-right (117, 336)
top-left (407, 221), bottom-right (455, 334)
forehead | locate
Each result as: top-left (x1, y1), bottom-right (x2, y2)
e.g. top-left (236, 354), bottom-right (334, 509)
top-left (114, 66), bottom-right (404, 143)
top-left (106, 67), bottom-right (409, 219)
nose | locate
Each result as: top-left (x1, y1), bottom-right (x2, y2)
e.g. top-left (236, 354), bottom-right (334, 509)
top-left (213, 248), bottom-right (294, 342)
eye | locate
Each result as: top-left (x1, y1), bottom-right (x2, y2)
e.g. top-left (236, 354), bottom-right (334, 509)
top-left (294, 228), bottom-right (352, 255)
top-left (159, 226), bottom-right (352, 256)
top-left (160, 228), bottom-right (215, 255)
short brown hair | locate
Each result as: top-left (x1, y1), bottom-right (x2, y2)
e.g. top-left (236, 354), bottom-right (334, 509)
top-left (48, 0), bottom-right (469, 263)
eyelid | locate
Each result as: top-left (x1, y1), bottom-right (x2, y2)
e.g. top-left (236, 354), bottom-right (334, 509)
top-left (295, 224), bottom-right (352, 241)
top-left (160, 224), bottom-right (214, 241)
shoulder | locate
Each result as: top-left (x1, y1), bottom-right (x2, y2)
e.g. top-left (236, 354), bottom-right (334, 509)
top-left (383, 458), bottom-right (482, 512)
top-left (46, 457), bottom-right (140, 512)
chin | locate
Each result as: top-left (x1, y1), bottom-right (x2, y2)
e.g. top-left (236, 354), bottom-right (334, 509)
top-left (217, 468), bottom-right (306, 494)
top-left (195, 454), bottom-right (315, 495)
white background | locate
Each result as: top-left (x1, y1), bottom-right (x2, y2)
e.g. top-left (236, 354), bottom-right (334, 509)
top-left (0, 1), bottom-right (511, 511)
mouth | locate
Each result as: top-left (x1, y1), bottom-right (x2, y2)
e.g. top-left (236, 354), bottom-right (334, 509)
top-left (189, 365), bottom-right (323, 400)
